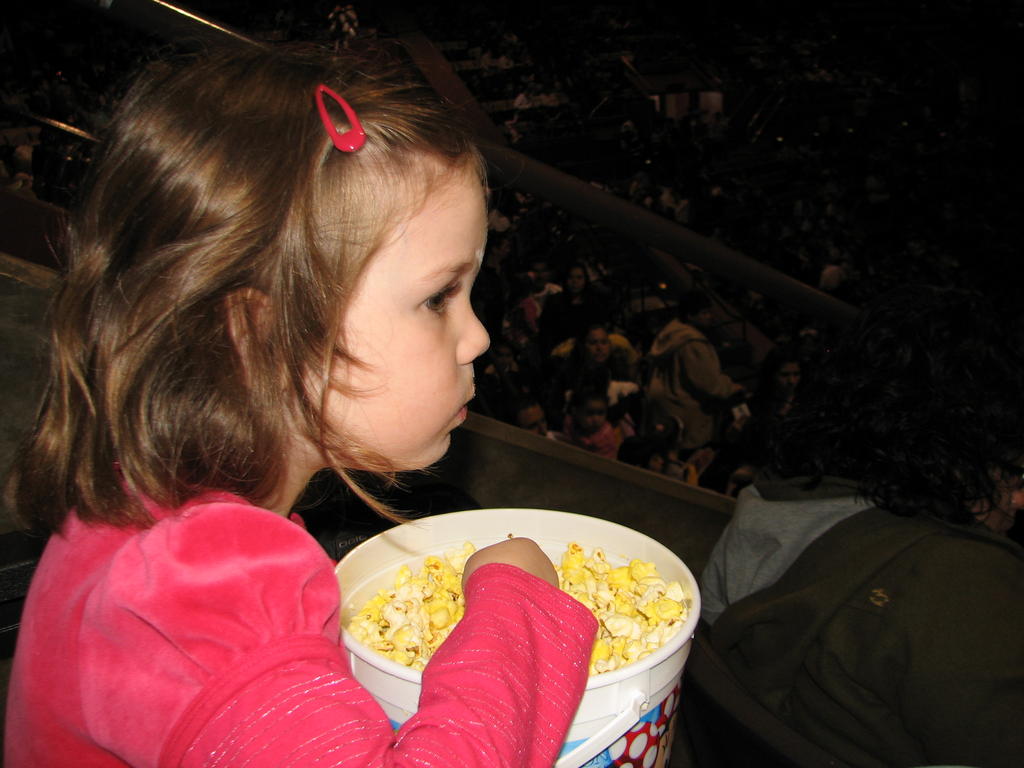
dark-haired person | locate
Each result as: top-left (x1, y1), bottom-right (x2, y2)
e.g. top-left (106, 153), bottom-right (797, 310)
top-left (706, 344), bottom-right (803, 496)
top-left (562, 389), bottom-right (622, 460)
top-left (701, 286), bottom-right (1024, 768)
top-left (547, 323), bottom-right (641, 429)
top-left (537, 262), bottom-right (610, 355)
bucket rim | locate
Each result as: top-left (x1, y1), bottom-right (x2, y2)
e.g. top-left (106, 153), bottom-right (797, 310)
top-left (337, 507), bottom-right (701, 689)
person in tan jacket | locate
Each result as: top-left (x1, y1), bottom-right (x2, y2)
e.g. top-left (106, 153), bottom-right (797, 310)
top-left (646, 291), bottom-right (744, 450)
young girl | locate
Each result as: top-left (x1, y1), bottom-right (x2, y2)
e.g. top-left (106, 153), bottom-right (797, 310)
top-left (562, 389), bottom-right (622, 461)
top-left (4, 44), bottom-right (597, 766)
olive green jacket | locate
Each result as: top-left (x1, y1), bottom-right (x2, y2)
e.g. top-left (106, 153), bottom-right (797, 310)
top-left (713, 502), bottom-right (1024, 768)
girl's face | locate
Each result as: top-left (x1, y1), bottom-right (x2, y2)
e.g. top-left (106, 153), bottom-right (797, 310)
top-left (324, 169), bottom-right (490, 470)
top-left (573, 397), bottom-right (608, 436)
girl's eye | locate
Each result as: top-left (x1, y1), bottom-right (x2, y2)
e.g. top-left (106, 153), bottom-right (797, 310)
top-left (425, 283), bottom-right (458, 313)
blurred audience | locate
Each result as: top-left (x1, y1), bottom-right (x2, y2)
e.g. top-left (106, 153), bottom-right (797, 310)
top-left (6, 1), bottom-right (1023, 501)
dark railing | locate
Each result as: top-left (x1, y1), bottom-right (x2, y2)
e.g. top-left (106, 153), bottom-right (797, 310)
top-left (74, 0), bottom-right (258, 49)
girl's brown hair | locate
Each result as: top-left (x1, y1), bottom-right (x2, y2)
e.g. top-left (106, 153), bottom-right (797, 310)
top-left (9, 43), bottom-right (484, 532)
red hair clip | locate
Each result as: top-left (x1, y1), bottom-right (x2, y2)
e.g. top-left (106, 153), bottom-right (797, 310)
top-left (315, 84), bottom-right (366, 153)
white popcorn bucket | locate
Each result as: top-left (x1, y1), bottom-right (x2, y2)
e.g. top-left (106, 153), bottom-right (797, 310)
top-left (336, 508), bottom-right (701, 768)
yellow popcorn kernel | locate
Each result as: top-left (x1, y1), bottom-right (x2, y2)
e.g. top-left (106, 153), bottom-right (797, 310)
top-left (638, 575), bottom-right (667, 595)
top-left (429, 606), bottom-right (451, 630)
top-left (348, 623), bottom-right (370, 645)
top-left (628, 559), bottom-right (658, 581)
top-left (586, 548), bottom-right (611, 575)
top-left (561, 543), bottom-right (586, 571)
top-left (623, 639), bottom-right (645, 662)
top-left (612, 594), bottom-right (637, 617)
top-left (561, 565), bottom-right (589, 587)
top-left (590, 638), bottom-right (611, 665)
top-left (424, 591), bottom-right (455, 614)
top-left (610, 635), bottom-right (627, 657)
top-left (445, 542), bottom-right (475, 572)
top-left (359, 612), bottom-right (380, 630)
top-left (605, 613), bottom-right (644, 641)
top-left (439, 570), bottom-right (461, 593)
top-left (573, 593), bottom-right (598, 614)
top-left (665, 581), bottom-right (686, 602)
top-left (637, 601), bottom-right (657, 622)
top-left (651, 597), bottom-right (683, 621)
top-left (394, 582), bottom-right (423, 604)
top-left (390, 648), bottom-right (415, 665)
top-left (607, 565), bottom-right (633, 590)
top-left (391, 624), bottom-right (416, 648)
top-left (645, 622), bottom-right (683, 648)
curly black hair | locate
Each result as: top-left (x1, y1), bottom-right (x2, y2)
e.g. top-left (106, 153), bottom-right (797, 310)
top-left (771, 285), bottom-right (1024, 524)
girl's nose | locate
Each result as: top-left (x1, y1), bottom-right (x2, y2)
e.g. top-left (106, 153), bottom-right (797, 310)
top-left (459, 309), bottom-right (490, 365)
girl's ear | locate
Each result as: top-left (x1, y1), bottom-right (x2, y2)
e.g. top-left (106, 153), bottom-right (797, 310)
top-left (224, 288), bottom-right (273, 366)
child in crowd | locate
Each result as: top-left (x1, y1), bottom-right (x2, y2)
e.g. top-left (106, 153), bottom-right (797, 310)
top-left (562, 389), bottom-right (623, 460)
top-left (4, 44), bottom-right (597, 767)
top-left (515, 397), bottom-right (560, 440)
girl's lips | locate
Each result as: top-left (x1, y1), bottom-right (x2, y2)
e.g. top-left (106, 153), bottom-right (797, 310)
top-left (454, 386), bottom-right (474, 425)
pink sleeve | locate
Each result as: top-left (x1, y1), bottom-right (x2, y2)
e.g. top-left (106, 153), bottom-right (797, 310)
top-left (403, 564), bottom-right (599, 767)
top-left (173, 565), bottom-right (597, 768)
top-left (81, 502), bottom-right (596, 767)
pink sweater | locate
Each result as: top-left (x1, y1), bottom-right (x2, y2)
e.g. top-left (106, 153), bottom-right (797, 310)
top-left (5, 494), bottom-right (597, 766)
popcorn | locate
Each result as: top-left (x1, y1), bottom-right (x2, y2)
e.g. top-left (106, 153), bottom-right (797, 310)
top-left (557, 545), bottom-right (689, 675)
top-left (346, 541), bottom-right (689, 676)
top-left (347, 542), bottom-right (473, 671)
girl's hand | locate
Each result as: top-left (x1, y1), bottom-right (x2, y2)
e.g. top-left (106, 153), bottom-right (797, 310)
top-left (463, 538), bottom-right (558, 589)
